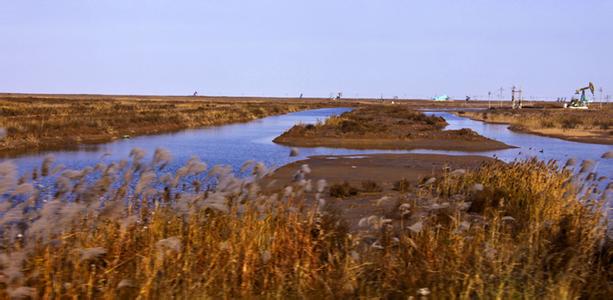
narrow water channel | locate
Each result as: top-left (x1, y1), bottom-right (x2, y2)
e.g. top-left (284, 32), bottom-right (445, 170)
top-left (3, 108), bottom-right (611, 179)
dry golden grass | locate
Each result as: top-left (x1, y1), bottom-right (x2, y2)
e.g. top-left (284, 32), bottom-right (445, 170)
top-left (459, 105), bottom-right (613, 144)
top-left (0, 150), bottom-right (611, 298)
top-left (0, 94), bottom-right (337, 155)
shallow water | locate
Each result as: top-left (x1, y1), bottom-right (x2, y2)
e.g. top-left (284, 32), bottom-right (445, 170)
top-left (2, 107), bottom-right (611, 179)
top-left (3, 106), bottom-right (610, 234)
top-left (422, 111), bottom-right (612, 176)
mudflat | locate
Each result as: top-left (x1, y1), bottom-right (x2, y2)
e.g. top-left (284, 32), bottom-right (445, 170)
top-left (274, 105), bottom-right (511, 151)
top-left (266, 153), bottom-right (496, 228)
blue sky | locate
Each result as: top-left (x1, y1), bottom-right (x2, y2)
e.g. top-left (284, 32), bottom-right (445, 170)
top-left (1, 0), bottom-right (611, 99)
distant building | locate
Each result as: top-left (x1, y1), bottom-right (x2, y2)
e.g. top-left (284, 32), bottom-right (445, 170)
top-left (433, 94), bottom-right (450, 101)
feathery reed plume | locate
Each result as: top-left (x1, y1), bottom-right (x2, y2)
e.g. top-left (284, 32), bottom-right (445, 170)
top-left (422, 177), bottom-right (436, 186)
top-left (129, 147), bottom-right (146, 162)
top-left (579, 160), bottom-right (595, 173)
top-left (117, 279), bottom-right (136, 289)
top-left (316, 179), bottom-right (327, 193)
top-left (153, 148), bottom-right (172, 169)
top-left (252, 162), bottom-right (268, 179)
top-left (449, 168), bottom-right (466, 177)
top-left (7, 286), bottom-right (36, 300)
top-left (0, 161), bottom-right (17, 194)
top-left (407, 220), bottom-right (424, 233)
top-left (564, 157), bottom-right (577, 168)
top-left (0, 151), bottom-right (610, 298)
top-left (76, 247), bottom-right (107, 262)
top-left (156, 237), bottom-right (182, 254)
top-left (135, 170), bottom-right (156, 194)
top-left (13, 183), bottom-right (34, 196)
top-left (240, 160), bottom-right (256, 173)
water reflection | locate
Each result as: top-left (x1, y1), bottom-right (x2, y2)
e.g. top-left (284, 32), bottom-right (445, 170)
top-left (2, 108), bottom-right (611, 181)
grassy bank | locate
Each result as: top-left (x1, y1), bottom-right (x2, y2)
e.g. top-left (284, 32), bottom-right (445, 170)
top-left (458, 105), bottom-right (613, 145)
top-left (274, 105), bottom-right (511, 151)
top-left (0, 94), bottom-right (339, 156)
top-left (0, 150), bottom-right (610, 298)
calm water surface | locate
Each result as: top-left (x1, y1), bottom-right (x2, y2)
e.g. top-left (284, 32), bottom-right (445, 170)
top-left (3, 107), bottom-right (612, 179)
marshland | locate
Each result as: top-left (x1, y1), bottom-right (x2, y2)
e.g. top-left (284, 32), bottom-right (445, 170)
top-left (457, 104), bottom-right (613, 145)
top-left (1, 97), bottom-right (612, 299)
top-left (3, 1), bottom-right (613, 298)
top-left (0, 94), bottom-right (343, 156)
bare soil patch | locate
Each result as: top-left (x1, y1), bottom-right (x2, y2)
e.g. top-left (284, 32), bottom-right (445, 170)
top-left (266, 153), bottom-right (495, 229)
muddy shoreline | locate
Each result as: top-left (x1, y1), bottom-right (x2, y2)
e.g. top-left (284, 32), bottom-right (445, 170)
top-left (274, 105), bottom-right (512, 151)
top-left (274, 136), bottom-right (511, 151)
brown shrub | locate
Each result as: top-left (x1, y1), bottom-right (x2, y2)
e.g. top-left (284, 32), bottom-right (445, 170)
top-left (329, 182), bottom-right (359, 198)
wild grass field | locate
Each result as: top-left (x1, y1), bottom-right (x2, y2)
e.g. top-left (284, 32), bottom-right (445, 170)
top-left (0, 94), bottom-right (339, 156)
top-left (274, 105), bottom-right (510, 151)
top-left (0, 149), bottom-right (611, 299)
top-left (458, 104), bottom-right (613, 145)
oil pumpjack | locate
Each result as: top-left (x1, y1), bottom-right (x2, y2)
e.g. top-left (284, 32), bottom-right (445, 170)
top-left (565, 82), bottom-right (594, 109)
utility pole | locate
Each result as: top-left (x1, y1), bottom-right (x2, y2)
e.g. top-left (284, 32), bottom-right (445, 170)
top-left (599, 87), bottom-right (604, 109)
top-left (498, 87), bottom-right (505, 108)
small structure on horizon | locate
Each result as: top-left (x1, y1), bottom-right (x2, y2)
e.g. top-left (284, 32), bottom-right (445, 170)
top-left (511, 86), bottom-right (523, 109)
top-left (564, 82), bottom-right (594, 109)
top-left (433, 94), bottom-right (450, 101)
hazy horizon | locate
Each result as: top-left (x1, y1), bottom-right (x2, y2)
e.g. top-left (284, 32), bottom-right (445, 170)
top-left (1, 1), bottom-right (611, 100)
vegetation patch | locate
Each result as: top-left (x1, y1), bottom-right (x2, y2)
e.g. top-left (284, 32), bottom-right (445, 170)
top-left (462, 105), bottom-right (613, 144)
top-left (0, 151), bottom-right (611, 298)
top-left (0, 95), bottom-right (336, 155)
top-left (329, 181), bottom-right (359, 198)
top-left (274, 105), bottom-right (510, 151)
top-left (360, 180), bottom-right (383, 193)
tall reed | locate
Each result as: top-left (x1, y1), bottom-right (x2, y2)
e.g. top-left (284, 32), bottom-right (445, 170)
top-left (0, 150), bottom-right (611, 298)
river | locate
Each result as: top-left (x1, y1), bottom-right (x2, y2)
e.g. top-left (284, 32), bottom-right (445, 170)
top-left (2, 107), bottom-right (611, 180)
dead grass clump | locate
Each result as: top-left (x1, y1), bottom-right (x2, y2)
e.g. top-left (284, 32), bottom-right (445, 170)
top-left (329, 182), bottom-right (359, 198)
top-left (561, 116), bottom-right (583, 129)
top-left (360, 180), bottom-right (383, 193)
top-left (393, 178), bottom-right (412, 192)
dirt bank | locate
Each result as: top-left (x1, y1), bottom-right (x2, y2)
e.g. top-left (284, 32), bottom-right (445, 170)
top-left (457, 107), bottom-right (613, 145)
top-left (274, 105), bottom-right (511, 151)
top-left (266, 153), bottom-right (496, 229)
